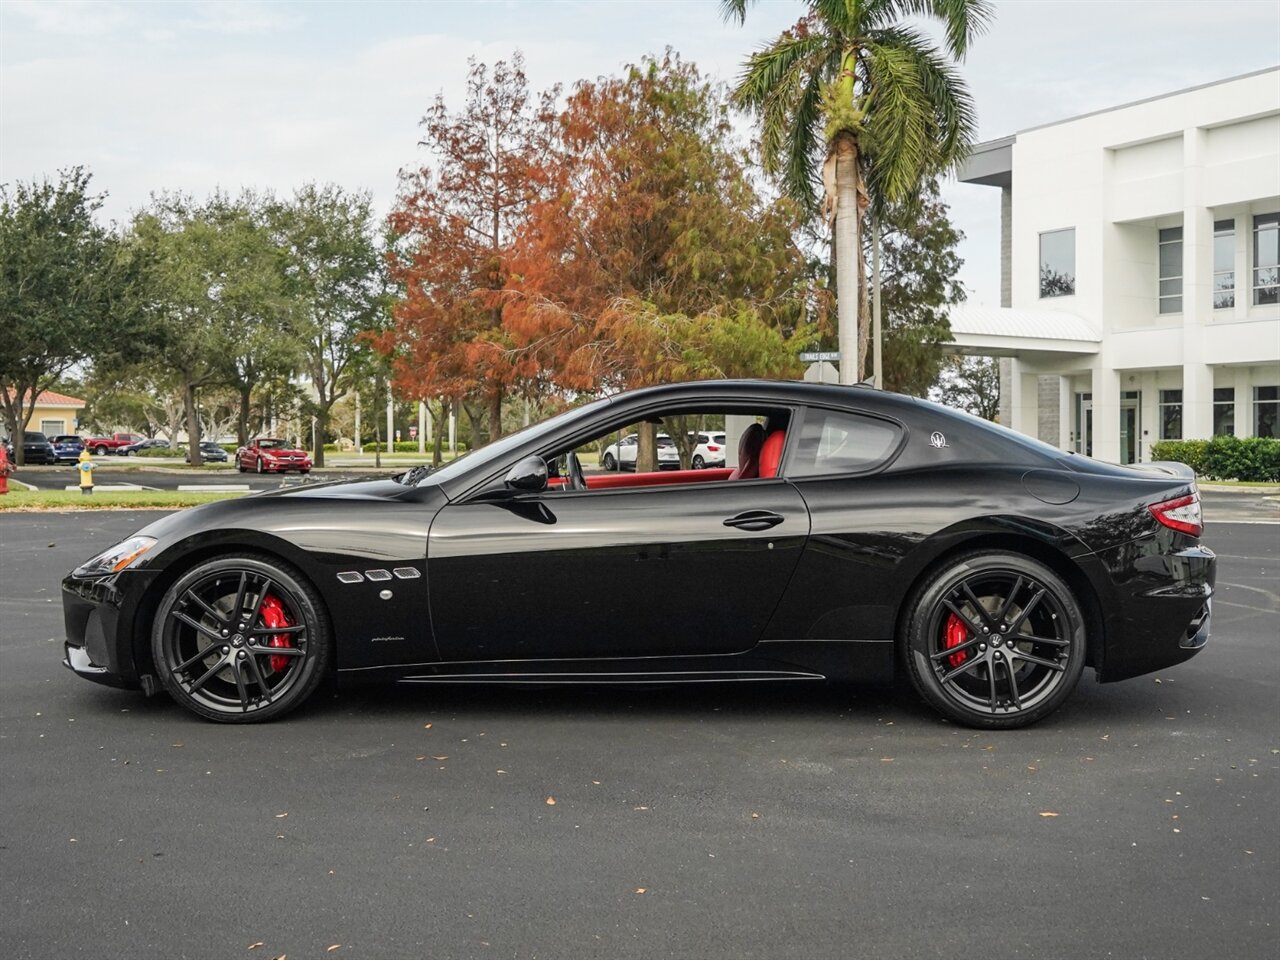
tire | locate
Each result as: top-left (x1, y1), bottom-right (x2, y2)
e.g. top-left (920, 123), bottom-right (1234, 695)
top-left (602, 453), bottom-right (617, 471)
top-left (300, 469), bottom-right (310, 475)
top-left (256, 457), bottom-right (264, 474)
top-left (903, 551), bottom-right (1086, 729)
top-left (692, 455), bottom-right (705, 470)
top-left (151, 554), bottom-right (331, 723)
top-left (95, 445), bottom-right (108, 456)
top-left (237, 459), bottom-right (246, 473)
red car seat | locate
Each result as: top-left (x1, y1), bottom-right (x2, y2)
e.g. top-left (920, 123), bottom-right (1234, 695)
top-left (759, 430), bottom-right (786, 478)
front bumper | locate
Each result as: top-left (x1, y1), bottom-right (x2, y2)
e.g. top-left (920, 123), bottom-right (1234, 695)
top-left (61, 569), bottom-right (153, 690)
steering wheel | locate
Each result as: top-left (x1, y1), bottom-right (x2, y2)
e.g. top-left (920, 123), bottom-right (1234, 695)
top-left (566, 452), bottom-right (586, 492)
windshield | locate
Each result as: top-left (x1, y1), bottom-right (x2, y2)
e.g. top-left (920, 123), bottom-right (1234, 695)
top-left (256, 439), bottom-right (289, 449)
top-left (421, 396), bottom-right (614, 486)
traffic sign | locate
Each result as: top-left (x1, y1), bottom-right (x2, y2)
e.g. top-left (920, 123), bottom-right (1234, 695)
top-left (799, 351), bottom-right (840, 362)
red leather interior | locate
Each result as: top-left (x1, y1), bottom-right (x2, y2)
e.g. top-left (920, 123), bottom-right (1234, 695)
top-left (729, 423), bottom-right (766, 481)
top-left (759, 430), bottom-right (786, 479)
top-left (548, 468), bottom-right (735, 491)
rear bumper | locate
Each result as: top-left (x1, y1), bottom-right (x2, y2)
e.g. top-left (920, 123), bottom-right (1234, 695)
top-left (1094, 542), bottom-right (1216, 682)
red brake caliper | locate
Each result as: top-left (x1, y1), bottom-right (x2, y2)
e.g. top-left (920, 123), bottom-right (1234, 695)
top-left (258, 594), bottom-right (294, 673)
top-left (943, 613), bottom-right (968, 669)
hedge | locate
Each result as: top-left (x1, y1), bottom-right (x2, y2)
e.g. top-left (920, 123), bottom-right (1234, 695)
top-left (1151, 436), bottom-right (1280, 482)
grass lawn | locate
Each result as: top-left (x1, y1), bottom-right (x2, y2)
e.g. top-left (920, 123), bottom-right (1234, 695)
top-left (0, 488), bottom-right (247, 511)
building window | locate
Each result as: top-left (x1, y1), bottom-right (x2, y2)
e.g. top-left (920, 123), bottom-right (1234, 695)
top-left (1158, 226), bottom-right (1183, 314)
top-left (1158, 390), bottom-right (1182, 440)
top-left (40, 419), bottom-right (66, 436)
top-left (1256, 386), bottom-right (1279, 438)
top-left (1255, 213), bottom-right (1279, 305)
top-left (1213, 219), bottom-right (1235, 309)
top-left (1213, 387), bottom-right (1235, 436)
top-left (1039, 228), bottom-right (1075, 298)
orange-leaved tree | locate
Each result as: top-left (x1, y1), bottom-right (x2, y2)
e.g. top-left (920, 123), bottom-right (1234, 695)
top-left (387, 53), bottom-right (559, 441)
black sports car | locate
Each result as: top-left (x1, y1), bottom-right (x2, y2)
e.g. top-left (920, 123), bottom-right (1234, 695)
top-left (62, 380), bottom-right (1215, 728)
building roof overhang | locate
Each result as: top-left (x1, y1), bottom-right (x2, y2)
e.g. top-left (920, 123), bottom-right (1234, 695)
top-left (945, 306), bottom-right (1100, 356)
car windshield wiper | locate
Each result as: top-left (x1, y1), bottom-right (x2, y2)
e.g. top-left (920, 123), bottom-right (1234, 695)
top-left (398, 464), bottom-right (434, 486)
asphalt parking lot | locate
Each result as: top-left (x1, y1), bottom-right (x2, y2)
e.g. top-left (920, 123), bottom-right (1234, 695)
top-left (1, 511), bottom-right (1276, 959)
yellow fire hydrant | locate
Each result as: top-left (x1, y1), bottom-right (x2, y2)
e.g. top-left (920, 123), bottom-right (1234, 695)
top-left (77, 448), bottom-right (95, 495)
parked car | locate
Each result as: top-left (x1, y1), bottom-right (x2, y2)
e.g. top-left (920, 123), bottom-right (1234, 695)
top-left (122, 438), bottom-right (170, 456)
top-left (236, 438), bottom-right (312, 474)
top-left (600, 432), bottom-right (681, 471)
top-left (187, 441), bottom-right (228, 463)
top-left (17, 431), bottom-right (57, 465)
top-left (61, 379), bottom-right (1214, 727)
top-left (85, 432), bottom-right (146, 455)
top-left (689, 431), bottom-right (728, 469)
top-left (50, 435), bottom-right (86, 463)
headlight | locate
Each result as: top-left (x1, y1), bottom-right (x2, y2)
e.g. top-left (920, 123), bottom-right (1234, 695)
top-left (73, 536), bottom-right (157, 577)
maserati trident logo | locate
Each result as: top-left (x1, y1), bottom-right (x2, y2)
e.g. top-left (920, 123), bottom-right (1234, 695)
top-left (929, 431), bottom-right (948, 449)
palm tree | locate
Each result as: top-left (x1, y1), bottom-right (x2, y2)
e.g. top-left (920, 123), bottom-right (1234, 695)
top-left (723, 0), bottom-right (991, 383)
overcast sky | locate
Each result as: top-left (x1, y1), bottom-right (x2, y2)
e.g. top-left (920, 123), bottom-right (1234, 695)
top-left (3, 0), bottom-right (1278, 306)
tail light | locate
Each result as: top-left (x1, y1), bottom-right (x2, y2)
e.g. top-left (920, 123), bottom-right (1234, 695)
top-left (707, 445), bottom-right (721, 452)
top-left (1149, 492), bottom-right (1202, 536)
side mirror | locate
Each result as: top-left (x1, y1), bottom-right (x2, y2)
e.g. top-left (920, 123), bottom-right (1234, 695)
top-left (505, 455), bottom-right (548, 492)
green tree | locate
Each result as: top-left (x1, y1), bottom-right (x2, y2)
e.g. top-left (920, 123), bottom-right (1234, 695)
top-left (723, 0), bottom-right (989, 382)
top-left (0, 168), bottom-right (137, 463)
top-left (936, 355), bottom-right (1000, 421)
top-left (271, 184), bottom-right (387, 467)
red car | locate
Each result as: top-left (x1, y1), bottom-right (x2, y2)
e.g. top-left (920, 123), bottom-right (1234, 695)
top-left (236, 438), bottom-right (312, 474)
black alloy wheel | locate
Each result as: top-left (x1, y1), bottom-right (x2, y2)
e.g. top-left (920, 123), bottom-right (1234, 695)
top-left (602, 453), bottom-right (617, 471)
top-left (904, 552), bottom-right (1085, 729)
top-left (152, 555), bottom-right (331, 723)
top-left (692, 455), bottom-right (705, 469)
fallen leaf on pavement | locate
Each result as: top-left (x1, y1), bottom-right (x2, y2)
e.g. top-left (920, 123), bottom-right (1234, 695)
top-left (546, 797), bottom-right (556, 805)
top-left (1039, 811), bottom-right (1060, 818)
top-left (634, 888), bottom-right (646, 894)
top-left (274, 813), bottom-right (288, 819)
top-left (247, 944), bottom-right (263, 952)
top-left (327, 946), bottom-right (341, 952)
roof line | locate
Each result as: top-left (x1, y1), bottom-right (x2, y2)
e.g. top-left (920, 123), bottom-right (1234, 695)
top-left (1014, 65), bottom-right (1280, 136)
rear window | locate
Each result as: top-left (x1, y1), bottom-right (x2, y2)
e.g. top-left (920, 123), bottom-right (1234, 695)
top-left (25, 432), bottom-right (48, 442)
top-left (788, 409), bottom-right (901, 477)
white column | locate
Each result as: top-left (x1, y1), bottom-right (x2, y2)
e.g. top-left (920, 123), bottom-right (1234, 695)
top-left (1008, 359), bottom-right (1039, 439)
top-left (426, 403), bottom-right (434, 445)
top-left (1057, 376), bottom-right (1072, 451)
top-left (1182, 126), bottom-right (1214, 443)
top-left (448, 408), bottom-right (456, 454)
top-left (417, 401), bottom-right (426, 454)
top-left (1234, 367), bottom-right (1252, 437)
top-left (1092, 358), bottom-right (1121, 463)
top-left (1138, 371), bottom-right (1159, 462)
top-left (1183, 360), bottom-right (1213, 440)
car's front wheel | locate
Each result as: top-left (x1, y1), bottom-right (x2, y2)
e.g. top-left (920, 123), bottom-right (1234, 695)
top-left (256, 457), bottom-right (264, 474)
top-left (692, 455), bottom-right (705, 469)
top-left (602, 453), bottom-right (617, 471)
top-left (903, 552), bottom-right (1086, 729)
top-left (152, 554), bottom-right (331, 723)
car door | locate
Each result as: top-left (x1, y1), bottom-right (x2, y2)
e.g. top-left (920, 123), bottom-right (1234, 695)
top-left (426, 477), bottom-right (811, 662)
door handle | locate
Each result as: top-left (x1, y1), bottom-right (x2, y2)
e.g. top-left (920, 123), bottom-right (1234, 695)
top-left (723, 510), bottom-right (784, 531)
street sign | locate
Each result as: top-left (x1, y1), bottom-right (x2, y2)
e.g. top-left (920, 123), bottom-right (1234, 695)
top-left (799, 351), bottom-right (840, 363)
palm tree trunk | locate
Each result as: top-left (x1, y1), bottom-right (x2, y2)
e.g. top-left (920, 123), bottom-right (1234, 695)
top-left (833, 133), bottom-right (861, 386)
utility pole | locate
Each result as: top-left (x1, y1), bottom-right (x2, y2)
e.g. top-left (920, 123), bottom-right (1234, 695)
top-left (872, 216), bottom-right (883, 389)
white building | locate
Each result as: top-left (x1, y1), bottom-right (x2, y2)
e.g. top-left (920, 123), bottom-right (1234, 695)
top-left (953, 67), bottom-right (1280, 463)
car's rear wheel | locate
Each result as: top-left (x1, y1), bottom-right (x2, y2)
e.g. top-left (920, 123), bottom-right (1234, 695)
top-left (152, 555), bottom-right (331, 723)
top-left (602, 453), bottom-right (617, 471)
top-left (95, 445), bottom-right (108, 456)
top-left (903, 552), bottom-right (1085, 729)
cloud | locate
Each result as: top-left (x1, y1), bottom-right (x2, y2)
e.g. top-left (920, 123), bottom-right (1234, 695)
top-left (3, 0), bottom-right (129, 36)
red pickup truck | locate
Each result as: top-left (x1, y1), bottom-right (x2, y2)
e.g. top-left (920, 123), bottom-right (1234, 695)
top-left (84, 432), bottom-right (145, 455)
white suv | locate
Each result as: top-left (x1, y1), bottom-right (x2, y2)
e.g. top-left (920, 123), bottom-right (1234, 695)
top-left (601, 433), bottom-right (681, 471)
top-left (690, 431), bottom-right (728, 469)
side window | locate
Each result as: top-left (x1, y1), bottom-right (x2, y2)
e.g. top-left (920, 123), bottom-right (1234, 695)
top-left (789, 409), bottom-right (900, 478)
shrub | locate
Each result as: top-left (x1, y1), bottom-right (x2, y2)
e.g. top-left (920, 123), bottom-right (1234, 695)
top-left (1150, 439), bottom-right (1209, 476)
top-left (1153, 436), bottom-right (1279, 481)
top-left (360, 441), bottom-right (466, 454)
